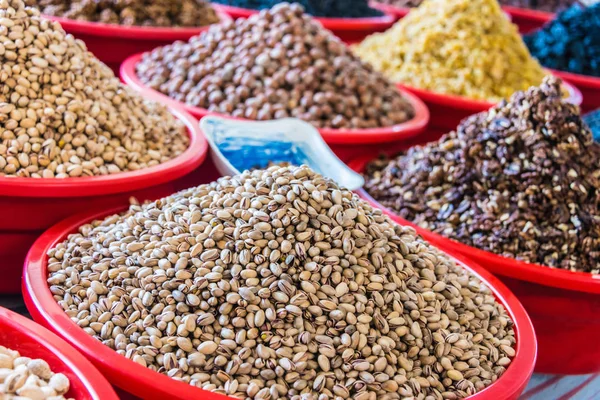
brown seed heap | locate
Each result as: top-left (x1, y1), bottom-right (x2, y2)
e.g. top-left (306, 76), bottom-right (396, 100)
top-left (0, 345), bottom-right (72, 399)
top-left (364, 77), bottom-right (600, 273)
top-left (48, 166), bottom-right (515, 399)
top-left (135, 3), bottom-right (415, 130)
top-left (25, 0), bottom-right (219, 27)
top-left (0, 0), bottom-right (189, 178)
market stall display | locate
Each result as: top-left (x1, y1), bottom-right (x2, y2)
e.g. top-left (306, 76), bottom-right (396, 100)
top-left (353, 0), bottom-right (584, 130)
top-left (25, 166), bottom-right (536, 400)
top-left (0, 0), bottom-right (208, 293)
top-left (524, 3), bottom-right (600, 111)
top-left (356, 76), bottom-right (600, 373)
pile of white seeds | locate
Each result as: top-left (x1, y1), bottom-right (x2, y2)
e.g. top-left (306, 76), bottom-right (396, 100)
top-left (48, 166), bottom-right (516, 399)
top-left (0, 345), bottom-right (72, 399)
top-left (0, 0), bottom-right (188, 178)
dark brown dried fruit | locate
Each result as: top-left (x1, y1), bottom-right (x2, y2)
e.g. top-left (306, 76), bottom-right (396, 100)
top-left (364, 76), bottom-right (600, 273)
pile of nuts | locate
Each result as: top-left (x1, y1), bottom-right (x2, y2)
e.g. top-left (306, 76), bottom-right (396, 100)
top-left (364, 77), bottom-right (600, 273)
top-left (0, 0), bottom-right (189, 178)
top-left (48, 165), bottom-right (516, 399)
top-left (0, 345), bottom-right (72, 399)
top-left (25, 0), bottom-right (219, 27)
top-left (136, 3), bottom-right (415, 130)
top-left (353, 0), bottom-right (547, 101)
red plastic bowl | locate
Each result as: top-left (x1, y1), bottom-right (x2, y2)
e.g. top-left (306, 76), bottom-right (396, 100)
top-left (550, 69), bottom-right (600, 112)
top-left (121, 53), bottom-right (429, 161)
top-left (398, 78), bottom-right (582, 131)
top-left (43, 10), bottom-right (232, 72)
top-left (24, 206), bottom-right (536, 400)
top-left (502, 5), bottom-right (552, 33)
top-left (211, 3), bottom-right (395, 43)
top-left (0, 306), bottom-right (118, 400)
top-left (349, 155), bottom-right (600, 374)
top-left (368, 2), bottom-right (408, 19)
top-left (0, 106), bottom-right (208, 294)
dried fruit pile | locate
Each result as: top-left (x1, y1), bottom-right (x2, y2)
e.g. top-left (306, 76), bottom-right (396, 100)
top-left (48, 166), bottom-right (515, 399)
top-left (0, 0), bottom-right (189, 178)
top-left (524, 3), bottom-right (600, 77)
top-left (136, 3), bottom-right (415, 130)
top-left (25, 0), bottom-right (219, 27)
top-left (0, 345), bottom-right (72, 399)
top-left (364, 77), bottom-right (600, 273)
top-left (354, 0), bottom-right (547, 101)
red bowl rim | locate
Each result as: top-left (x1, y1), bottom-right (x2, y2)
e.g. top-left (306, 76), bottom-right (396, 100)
top-left (349, 154), bottom-right (600, 295)
top-left (23, 205), bottom-right (536, 400)
top-left (120, 52), bottom-right (430, 145)
top-left (42, 9), bottom-right (232, 40)
top-left (549, 69), bottom-right (600, 90)
top-left (212, 3), bottom-right (396, 29)
top-left (0, 306), bottom-right (119, 400)
top-left (501, 5), bottom-right (554, 22)
top-left (398, 75), bottom-right (582, 112)
top-left (0, 106), bottom-right (208, 198)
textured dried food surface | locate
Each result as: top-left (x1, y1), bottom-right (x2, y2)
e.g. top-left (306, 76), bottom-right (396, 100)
top-left (364, 77), bottom-right (600, 273)
top-left (354, 0), bottom-right (547, 101)
top-left (0, 345), bottom-right (73, 399)
top-left (24, 0), bottom-right (220, 27)
top-left (0, 0), bottom-right (189, 178)
top-left (48, 166), bottom-right (515, 399)
top-left (211, 0), bottom-right (383, 18)
top-left (524, 3), bottom-right (600, 77)
top-left (374, 0), bottom-right (580, 13)
top-left (136, 3), bottom-right (415, 130)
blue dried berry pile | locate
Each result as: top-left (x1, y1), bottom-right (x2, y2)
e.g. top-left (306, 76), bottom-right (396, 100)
top-left (524, 3), bottom-right (600, 77)
top-left (584, 109), bottom-right (600, 142)
top-left (212, 0), bottom-right (383, 17)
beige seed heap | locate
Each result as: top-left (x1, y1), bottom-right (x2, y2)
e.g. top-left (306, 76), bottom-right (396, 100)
top-left (48, 166), bottom-right (515, 399)
top-left (0, 0), bottom-right (188, 178)
top-left (0, 345), bottom-right (72, 399)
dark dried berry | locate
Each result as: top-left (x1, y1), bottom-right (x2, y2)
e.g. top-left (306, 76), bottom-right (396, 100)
top-left (213, 0), bottom-right (383, 18)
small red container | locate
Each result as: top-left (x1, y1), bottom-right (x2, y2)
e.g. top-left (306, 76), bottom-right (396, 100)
top-left (121, 53), bottom-right (430, 162)
top-left (0, 107), bottom-right (208, 294)
top-left (550, 69), bottom-right (600, 113)
top-left (0, 306), bottom-right (119, 400)
top-left (350, 155), bottom-right (600, 375)
top-left (211, 3), bottom-right (395, 43)
top-left (502, 5), bottom-right (552, 33)
top-left (398, 79), bottom-right (582, 131)
top-left (43, 10), bottom-right (232, 72)
top-left (24, 206), bottom-right (536, 400)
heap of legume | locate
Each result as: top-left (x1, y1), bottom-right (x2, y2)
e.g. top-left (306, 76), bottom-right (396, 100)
top-left (24, 0), bottom-right (219, 27)
top-left (373, 0), bottom-right (580, 13)
top-left (353, 0), bottom-right (547, 101)
top-left (524, 3), bottom-right (600, 77)
top-left (0, 345), bottom-right (72, 399)
top-left (48, 165), bottom-right (516, 399)
top-left (211, 0), bottom-right (383, 18)
top-left (0, 0), bottom-right (189, 178)
top-left (136, 3), bottom-right (415, 130)
top-left (364, 77), bottom-right (600, 273)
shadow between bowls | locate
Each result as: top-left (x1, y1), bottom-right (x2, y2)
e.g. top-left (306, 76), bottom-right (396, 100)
top-left (211, 3), bottom-right (395, 43)
top-left (348, 154), bottom-right (600, 374)
top-left (23, 205), bottom-right (536, 400)
top-left (0, 306), bottom-right (119, 400)
top-left (397, 78), bottom-right (582, 132)
top-left (43, 9), bottom-right (232, 72)
top-left (0, 106), bottom-right (208, 294)
top-left (120, 53), bottom-right (430, 162)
